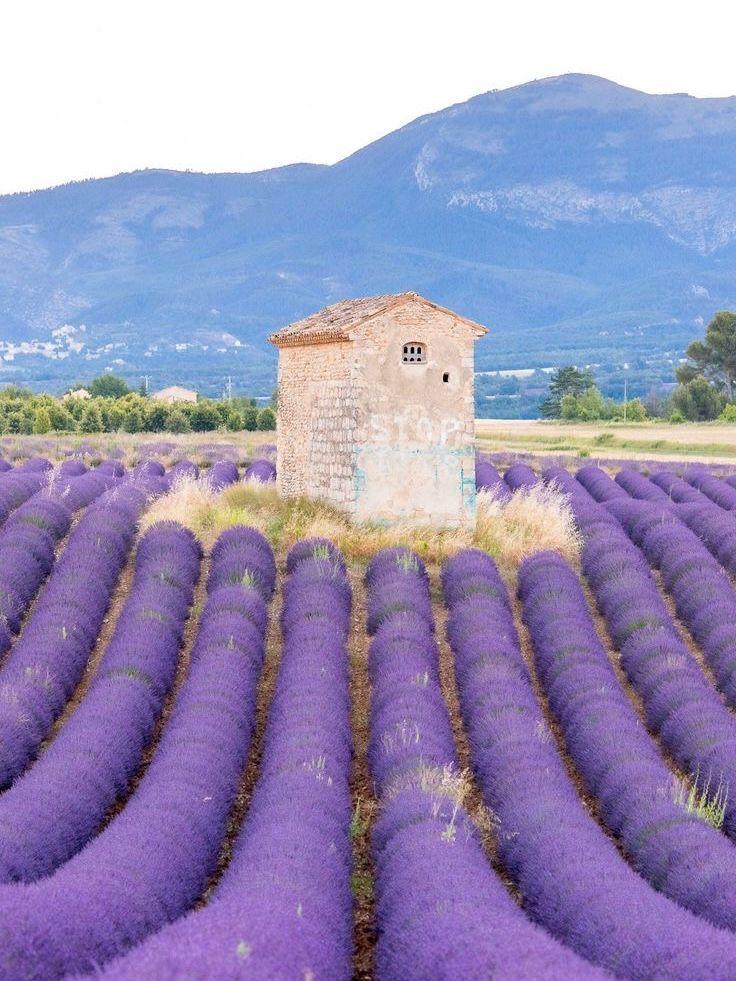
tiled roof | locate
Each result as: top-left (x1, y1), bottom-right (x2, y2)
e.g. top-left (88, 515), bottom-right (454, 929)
top-left (269, 292), bottom-right (487, 347)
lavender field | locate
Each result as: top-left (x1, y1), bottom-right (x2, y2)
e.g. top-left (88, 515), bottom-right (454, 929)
top-left (2, 448), bottom-right (736, 977)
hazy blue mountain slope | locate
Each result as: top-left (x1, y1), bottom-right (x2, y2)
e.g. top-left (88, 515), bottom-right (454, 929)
top-left (0, 73), bottom-right (734, 399)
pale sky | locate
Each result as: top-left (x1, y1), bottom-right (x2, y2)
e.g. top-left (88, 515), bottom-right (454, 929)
top-left (1, 0), bottom-right (734, 195)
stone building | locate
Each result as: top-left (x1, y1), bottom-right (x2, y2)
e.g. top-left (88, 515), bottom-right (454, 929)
top-left (151, 385), bottom-right (198, 405)
top-left (270, 292), bottom-right (486, 526)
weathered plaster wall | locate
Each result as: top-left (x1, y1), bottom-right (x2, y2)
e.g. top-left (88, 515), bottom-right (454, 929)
top-left (350, 298), bottom-right (477, 526)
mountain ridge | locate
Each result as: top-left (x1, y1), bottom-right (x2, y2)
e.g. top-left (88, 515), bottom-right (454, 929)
top-left (0, 73), bottom-right (734, 402)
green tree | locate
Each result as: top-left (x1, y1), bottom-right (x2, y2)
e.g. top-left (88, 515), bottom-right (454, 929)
top-left (243, 406), bottom-right (258, 431)
top-left (64, 397), bottom-right (86, 421)
top-left (122, 407), bottom-right (143, 433)
top-left (6, 411), bottom-right (30, 434)
top-left (215, 402), bottom-right (231, 426)
top-left (623, 398), bottom-right (647, 422)
top-left (189, 401), bottom-right (220, 432)
top-left (677, 311), bottom-right (736, 399)
top-left (561, 385), bottom-right (609, 421)
top-left (256, 407), bottom-right (276, 431)
top-left (540, 366), bottom-right (594, 419)
top-left (105, 404), bottom-right (124, 431)
top-left (80, 403), bottom-right (104, 433)
top-left (88, 374), bottom-right (131, 399)
top-left (32, 407), bottom-right (52, 435)
top-left (226, 410), bottom-right (243, 431)
top-left (49, 404), bottom-right (75, 431)
top-left (166, 409), bottom-right (191, 434)
top-left (671, 376), bottom-right (724, 421)
top-left (144, 403), bottom-right (169, 432)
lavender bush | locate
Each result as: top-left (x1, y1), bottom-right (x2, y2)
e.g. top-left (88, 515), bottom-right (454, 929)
top-left (368, 547), bottom-right (596, 979)
top-left (243, 458), bottom-right (276, 483)
top-left (442, 547), bottom-right (736, 976)
top-left (475, 456), bottom-right (511, 499)
top-left (101, 537), bottom-right (351, 979)
top-left (520, 549), bottom-right (736, 930)
top-left (503, 462), bottom-right (538, 491)
top-left (0, 521), bottom-right (201, 882)
top-left (0, 477), bottom-right (159, 787)
top-left (0, 525), bottom-right (275, 977)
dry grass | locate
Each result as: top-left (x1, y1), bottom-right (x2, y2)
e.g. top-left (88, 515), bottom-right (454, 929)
top-left (140, 475), bottom-right (222, 534)
top-left (475, 418), bottom-right (736, 465)
top-left (142, 476), bottom-right (580, 574)
top-left (0, 431), bottom-right (275, 468)
top-left (475, 483), bottom-right (581, 570)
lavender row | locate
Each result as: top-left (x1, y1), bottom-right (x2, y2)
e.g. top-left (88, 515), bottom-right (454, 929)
top-left (0, 468), bottom-right (49, 527)
top-left (503, 462), bottom-right (538, 491)
top-left (614, 466), bottom-right (673, 503)
top-left (0, 521), bottom-right (201, 883)
top-left (580, 465), bottom-right (736, 710)
top-left (0, 478), bottom-right (158, 787)
top-left (520, 549), bottom-right (736, 930)
top-left (243, 458), bottom-right (276, 482)
top-left (0, 467), bottom-right (122, 659)
top-left (607, 466), bottom-right (736, 579)
top-left (475, 457), bottom-right (511, 498)
top-left (442, 547), bottom-right (736, 977)
top-left (650, 469), bottom-right (707, 504)
top-left (104, 536), bottom-right (351, 979)
top-left (553, 471), bottom-right (736, 840)
top-left (0, 526), bottom-right (275, 978)
top-left (610, 497), bottom-right (736, 708)
top-left (368, 547), bottom-right (595, 979)
top-left (685, 468), bottom-right (736, 511)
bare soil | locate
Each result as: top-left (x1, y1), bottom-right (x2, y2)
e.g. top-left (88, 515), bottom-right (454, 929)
top-left (348, 566), bottom-right (377, 981)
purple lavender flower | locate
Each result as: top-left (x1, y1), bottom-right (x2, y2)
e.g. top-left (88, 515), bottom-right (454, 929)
top-left (442, 547), bottom-right (736, 976)
top-left (504, 462), bottom-right (538, 491)
top-left (0, 526), bottom-right (275, 978)
top-left (243, 458), bottom-right (276, 482)
top-left (99, 540), bottom-right (351, 980)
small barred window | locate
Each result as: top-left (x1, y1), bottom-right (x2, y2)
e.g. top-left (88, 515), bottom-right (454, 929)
top-left (402, 342), bottom-right (426, 364)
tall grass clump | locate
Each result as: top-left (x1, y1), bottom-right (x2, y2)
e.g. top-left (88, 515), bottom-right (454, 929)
top-left (475, 482), bottom-right (581, 567)
top-left (674, 772), bottom-right (729, 831)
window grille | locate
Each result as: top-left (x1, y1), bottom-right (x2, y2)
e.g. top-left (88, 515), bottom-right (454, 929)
top-left (402, 342), bottom-right (426, 364)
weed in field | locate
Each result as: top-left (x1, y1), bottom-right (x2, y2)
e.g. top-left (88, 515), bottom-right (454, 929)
top-left (476, 482), bottom-right (581, 567)
top-left (674, 771), bottom-right (728, 830)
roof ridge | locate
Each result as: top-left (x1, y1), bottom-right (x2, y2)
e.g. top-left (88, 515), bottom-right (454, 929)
top-left (269, 292), bottom-right (486, 347)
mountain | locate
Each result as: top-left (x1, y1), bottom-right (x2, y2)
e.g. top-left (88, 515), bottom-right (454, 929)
top-left (1, 73), bottom-right (735, 403)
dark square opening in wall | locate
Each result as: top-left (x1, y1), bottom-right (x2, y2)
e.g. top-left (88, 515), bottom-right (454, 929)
top-left (442, 372), bottom-right (450, 383)
top-left (402, 342), bottom-right (426, 364)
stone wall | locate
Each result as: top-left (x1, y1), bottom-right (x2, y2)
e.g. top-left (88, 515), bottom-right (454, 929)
top-left (275, 341), bottom-right (356, 508)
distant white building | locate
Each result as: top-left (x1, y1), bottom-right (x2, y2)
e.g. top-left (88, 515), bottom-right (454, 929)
top-left (66, 388), bottom-right (91, 400)
top-left (151, 385), bottom-right (198, 405)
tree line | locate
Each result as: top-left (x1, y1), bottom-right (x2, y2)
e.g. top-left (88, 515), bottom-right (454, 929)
top-left (540, 311), bottom-right (736, 423)
top-left (0, 376), bottom-right (276, 435)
